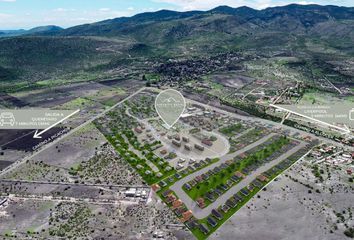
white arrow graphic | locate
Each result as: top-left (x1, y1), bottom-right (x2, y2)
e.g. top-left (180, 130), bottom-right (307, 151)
top-left (33, 109), bottom-right (80, 139)
top-left (269, 104), bottom-right (351, 135)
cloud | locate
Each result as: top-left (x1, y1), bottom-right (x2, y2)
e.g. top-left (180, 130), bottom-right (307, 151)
top-left (53, 8), bottom-right (76, 12)
top-left (152, 0), bottom-right (324, 10)
top-left (0, 13), bottom-right (12, 18)
top-left (153, 0), bottom-right (247, 11)
top-left (0, 0), bottom-right (16, 2)
top-left (255, 0), bottom-right (274, 9)
top-left (1, 7), bottom-right (133, 29)
top-left (153, 0), bottom-right (286, 10)
top-left (297, 1), bottom-right (316, 4)
top-left (99, 8), bottom-right (111, 12)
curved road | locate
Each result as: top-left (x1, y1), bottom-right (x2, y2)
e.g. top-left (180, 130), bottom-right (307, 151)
top-left (170, 139), bottom-right (306, 219)
top-left (168, 134), bottom-right (277, 219)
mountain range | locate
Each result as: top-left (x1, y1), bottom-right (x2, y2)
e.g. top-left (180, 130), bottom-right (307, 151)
top-left (57, 4), bottom-right (354, 39)
top-left (0, 4), bottom-right (353, 90)
top-left (0, 25), bottom-right (63, 37)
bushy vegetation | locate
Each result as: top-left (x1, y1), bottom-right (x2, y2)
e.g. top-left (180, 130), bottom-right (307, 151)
top-left (219, 123), bottom-right (243, 136)
top-left (344, 227), bottom-right (354, 238)
top-left (0, 36), bottom-right (124, 89)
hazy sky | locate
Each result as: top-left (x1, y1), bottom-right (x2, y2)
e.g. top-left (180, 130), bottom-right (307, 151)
top-left (0, 0), bottom-right (353, 29)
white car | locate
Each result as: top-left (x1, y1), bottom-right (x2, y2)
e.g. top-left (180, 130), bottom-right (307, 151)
top-left (178, 158), bottom-right (186, 163)
top-left (350, 108), bottom-right (354, 120)
top-left (189, 158), bottom-right (196, 164)
top-left (0, 112), bottom-right (15, 127)
top-left (176, 163), bottom-right (184, 170)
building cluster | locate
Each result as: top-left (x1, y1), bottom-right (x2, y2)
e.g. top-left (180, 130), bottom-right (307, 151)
top-left (159, 189), bottom-right (194, 223)
top-left (155, 52), bottom-right (247, 84)
top-left (124, 188), bottom-right (149, 202)
top-left (167, 131), bottom-right (216, 154)
top-left (184, 161), bottom-right (269, 209)
top-left (134, 123), bottom-right (158, 146)
top-left (181, 110), bottom-right (225, 132)
top-left (311, 145), bottom-right (353, 170)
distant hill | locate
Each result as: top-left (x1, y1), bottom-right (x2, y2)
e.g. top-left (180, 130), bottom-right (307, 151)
top-left (54, 4), bottom-right (354, 40)
top-left (0, 4), bottom-right (354, 89)
top-left (40, 4), bottom-right (354, 59)
top-left (0, 29), bottom-right (26, 37)
top-left (26, 25), bottom-right (63, 35)
top-left (0, 25), bottom-right (63, 37)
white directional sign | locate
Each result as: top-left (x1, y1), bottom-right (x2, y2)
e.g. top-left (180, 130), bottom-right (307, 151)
top-left (271, 103), bottom-right (353, 135)
top-left (0, 109), bottom-right (80, 138)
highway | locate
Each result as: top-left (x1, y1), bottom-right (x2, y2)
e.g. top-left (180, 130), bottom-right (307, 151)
top-left (0, 179), bottom-right (148, 188)
top-left (186, 97), bottom-right (353, 151)
top-left (1, 85), bottom-right (351, 202)
top-left (2, 86), bottom-right (351, 180)
top-left (5, 194), bottom-right (143, 206)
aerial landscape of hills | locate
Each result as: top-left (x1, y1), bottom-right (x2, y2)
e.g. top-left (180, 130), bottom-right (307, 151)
top-left (0, 3), bottom-right (353, 240)
top-left (0, 4), bottom-right (353, 92)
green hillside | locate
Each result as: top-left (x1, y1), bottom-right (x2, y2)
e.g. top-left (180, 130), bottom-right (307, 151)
top-left (0, 4), bottom-right (353, 91)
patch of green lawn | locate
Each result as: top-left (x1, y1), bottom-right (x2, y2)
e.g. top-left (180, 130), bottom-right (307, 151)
top-left (184, 136), bottom-right (290, 203)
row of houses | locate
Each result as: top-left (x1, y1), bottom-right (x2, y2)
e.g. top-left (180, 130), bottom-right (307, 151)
top-left (158, 189), bottom-right (195, 223)
top-left (183, 161), bottom-right (242, 192)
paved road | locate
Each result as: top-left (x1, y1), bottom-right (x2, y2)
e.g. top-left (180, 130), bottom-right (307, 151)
top-left (170, 140), bottom-right (307, 219)
top-left (186, 97), bottom-right (353, 151)
top-left (6, 194), bottom-right (140, 206)
top-left (127, 104), bottom-right (231, 161)
top-left (0, 179), bottom-right (148, 188)
top-left (219, 132), bottom-right (276, 161)
top-left (0, 87), bottom-right (147, 178)
top-left (169, 133), bottom-right (274, 218)
top-left (2, 86), bottom-right (350, 189)
top-left (3, 86), bottom-right (350, 179)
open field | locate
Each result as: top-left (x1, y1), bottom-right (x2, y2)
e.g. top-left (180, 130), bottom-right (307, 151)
top-left (0, 196), bottom-right (188, 240)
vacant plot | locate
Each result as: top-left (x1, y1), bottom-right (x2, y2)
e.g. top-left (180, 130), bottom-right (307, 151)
top-left (0, 161), bottom-right (12, 171)
top-left (299, 89), bottom-right (350, 105)
top-left (0, 199), bottom-right (54, 237)
top-left (0, 129), bottom-right (34, 147)
top-left (14, 87), bottom-right (76, 108)
top-left (86, 87), bottom-right (126, 107)
top-left (1, 127), bottom-right (65, 152)
top-left (72, 144), bottom-right (144, 185)
top-left (0, 197), bottom-right (187, 240)
top-left (0, 93), bottom-right (28, 108)
top-left (213, 73), bottom-right (255, 89)
top-left (2, 124), bottom-right (104, 181)
top-left (37, 124), bottom-right (105, 167)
